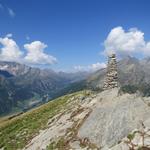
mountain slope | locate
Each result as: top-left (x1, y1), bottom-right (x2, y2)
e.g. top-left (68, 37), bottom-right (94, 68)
top-left (0, 90), bottom-right (92, 150)
top-left (87, 56), bottom-right (150, 88)
top-left (2, 56), bottom-right (150, 115)
top-left (1, 89), bottom-right (150, 150)
top-left (0, 62), bottom-right (90, 115)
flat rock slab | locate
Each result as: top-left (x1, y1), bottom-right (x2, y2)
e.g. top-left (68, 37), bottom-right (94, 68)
top-left (78, 89), bottom-right (150, 149)
top-left (23, 112), bottom-right (73, 150)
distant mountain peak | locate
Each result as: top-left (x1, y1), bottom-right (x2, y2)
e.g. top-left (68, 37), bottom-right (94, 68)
top-left (0, 61), bottom-right (30, 76)
top-left (142, 56), bottom-right (150, 62)
top-left (119, 55), bottom-right (139, 65)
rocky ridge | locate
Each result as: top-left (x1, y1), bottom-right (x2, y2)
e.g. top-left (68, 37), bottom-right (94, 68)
top-left (23, 88), bottom-right (150, 150)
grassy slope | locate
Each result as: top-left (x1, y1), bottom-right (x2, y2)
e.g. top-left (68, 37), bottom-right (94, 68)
top-left (0, 91), bottom-right (87, 150)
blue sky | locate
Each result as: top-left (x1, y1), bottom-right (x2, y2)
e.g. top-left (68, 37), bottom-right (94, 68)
top-left (0, 0), bottom-right (150, 71)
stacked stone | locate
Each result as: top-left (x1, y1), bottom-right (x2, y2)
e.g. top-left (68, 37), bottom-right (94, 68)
top-left (103, 53), bottom-right (118, 90)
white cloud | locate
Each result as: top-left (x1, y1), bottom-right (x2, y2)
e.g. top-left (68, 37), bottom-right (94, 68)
top-left (24, 41), bottom-right (57, 65)
top-left (0, 36), bottom-right (23, 61)
top-left (103, 26), bottom-right (150, 56)
top-left (0, 34), bottom-right (57, 66)
top-left (6, 33), bottom-right (12, 38)
top-left (90, 62), bottom-right (106, 71)
top-left (74, 62), bottom-right (106, 72)
top-left (8, 8), bottom-right (15, 18)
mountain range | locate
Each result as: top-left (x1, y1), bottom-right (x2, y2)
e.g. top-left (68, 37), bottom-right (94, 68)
top-left (87, 56), bottom-right (150, 88)
top-left (1, 56), bottom-right (150, 115)
top-left (0, 61), bottom-right (90, 115)
top-left (1, 56), bottom-right (150, 149)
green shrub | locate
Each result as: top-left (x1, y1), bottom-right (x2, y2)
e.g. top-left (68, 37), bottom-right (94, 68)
top-left (127, 133), bottom-right (135, 141)
top-left (139, 84), bottom-right (150, 97)
top-left (120, 85), bottom-right (138, 94)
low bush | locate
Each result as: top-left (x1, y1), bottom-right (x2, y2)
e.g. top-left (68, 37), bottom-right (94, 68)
top-left (120, 85), bottom-right (138, 94)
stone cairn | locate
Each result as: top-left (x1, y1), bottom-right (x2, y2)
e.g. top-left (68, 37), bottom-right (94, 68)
top-left (103, 53), bottom-right (118, 90)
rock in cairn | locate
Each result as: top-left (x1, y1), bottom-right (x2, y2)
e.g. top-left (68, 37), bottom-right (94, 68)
top-left (103, 53), bottom-right (118, 90)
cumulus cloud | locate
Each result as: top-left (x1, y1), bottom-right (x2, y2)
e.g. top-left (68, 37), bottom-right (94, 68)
top-left (0, 36), bottom-right (23, 61)
top-left (74, 62), bottom-right (106, 72)
top-left (7, 8), bottom-right (15, 18)
top-left (104, 26), bottom-right (150, 56)
top-left (0, 34), bottom-right (57, 66)
top-left (24, 41), bottom-right (57, 65)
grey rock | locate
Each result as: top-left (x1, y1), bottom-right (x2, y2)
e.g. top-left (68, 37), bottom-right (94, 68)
top-left (78, 88), bottom-right (150, 149)
top-left (103, 53), bottom-right (118, 90)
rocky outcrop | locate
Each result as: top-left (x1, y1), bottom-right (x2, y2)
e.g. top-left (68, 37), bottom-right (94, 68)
top-left (103, 53), bottom-right (118, 90)
top-left (78, 88), bottom-right (150, 149)
top-left (23, 88), bottom-right (150, 149)
top-left (111, 120), bottom-right (150, 150)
